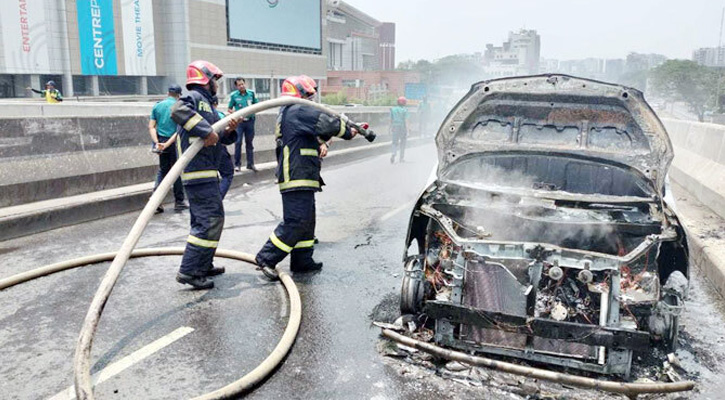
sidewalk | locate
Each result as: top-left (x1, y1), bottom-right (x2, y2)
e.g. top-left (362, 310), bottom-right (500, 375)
top-left (671, 182), bottom-right (725, 299)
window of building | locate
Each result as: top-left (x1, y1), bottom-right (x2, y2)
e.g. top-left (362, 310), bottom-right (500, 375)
top-left (342, 79), bottom-right (363, 88)
top-left (254, 78), bottom-right (271, 101)
top-left (72, 76), bottom-right (90, 96)
top-left (328, 42), bottom-right (343, 70)
top-left (0, 75), bottom-right (16, 98)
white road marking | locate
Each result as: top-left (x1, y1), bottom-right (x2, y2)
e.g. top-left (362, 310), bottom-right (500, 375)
top-left (379, 202), bottom-right (412, 222)
top-left (48, 326), bottom-right (194, 400)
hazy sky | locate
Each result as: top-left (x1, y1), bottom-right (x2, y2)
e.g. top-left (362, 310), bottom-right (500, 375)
top-left (344, 0), bottom-right (723, 62)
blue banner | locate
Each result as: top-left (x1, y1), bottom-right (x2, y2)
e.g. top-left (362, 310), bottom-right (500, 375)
top-left (76, 0), bottom-right (117, 75)
top-left (405, 83), bottom-right (428, 100)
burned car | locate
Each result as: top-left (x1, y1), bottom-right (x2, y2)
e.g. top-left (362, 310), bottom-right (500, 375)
top-left (400, 75), bottom-right (689, 378)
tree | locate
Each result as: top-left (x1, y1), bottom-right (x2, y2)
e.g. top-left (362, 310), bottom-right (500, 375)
top-left (649, 60), bottom-right (718, 122)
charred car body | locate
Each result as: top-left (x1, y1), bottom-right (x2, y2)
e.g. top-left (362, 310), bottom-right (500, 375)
top-left (400, 75), bottom-right (689, 377)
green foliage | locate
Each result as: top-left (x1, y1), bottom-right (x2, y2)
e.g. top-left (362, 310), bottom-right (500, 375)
top-left (364, 94), bottom-right (398, 106)
top-left (649, 60), bottom-right (718, 121)
top-left (321, 90), bottom-right (348, 106)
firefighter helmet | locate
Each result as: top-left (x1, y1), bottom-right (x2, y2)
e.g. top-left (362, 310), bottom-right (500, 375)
top-left (281, 75), bottom-right (317, 99)
top-left (296, 75), bottom-right (317, 98)
top-left (281, 76), bottom-right (303, 98)
top-left (397, 96), bottom-right (407, 106)
top-left (186, 60), bottom-right (223, 88)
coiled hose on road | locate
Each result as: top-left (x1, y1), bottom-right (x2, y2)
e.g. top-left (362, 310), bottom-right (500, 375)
top-left (0, 247), bottom-right (301, 399)
top-left (0, 97), bottom-right (360, 399)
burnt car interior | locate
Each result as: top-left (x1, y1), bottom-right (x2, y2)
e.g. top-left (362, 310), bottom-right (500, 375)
top-left (400, 75), bottom-right (689, 378)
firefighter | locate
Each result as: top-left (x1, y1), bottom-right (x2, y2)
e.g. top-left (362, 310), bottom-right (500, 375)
top-left (170, 60), bottom-right (238, 289)
top-left (255, 75), bottom-right (357, 280)
top-left (390, 96), bottom-right (409, 163)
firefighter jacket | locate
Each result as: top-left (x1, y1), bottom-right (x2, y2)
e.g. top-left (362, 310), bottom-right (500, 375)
top-left (171, 87), bottom-right (237, 186)
top-left (275, 104), bottom-right (354, 193)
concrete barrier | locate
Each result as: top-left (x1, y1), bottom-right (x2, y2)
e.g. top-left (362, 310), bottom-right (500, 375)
top-left (0, 103), bottom-right (412, 207)
top-left (662, 118), bottom-right (725, 219)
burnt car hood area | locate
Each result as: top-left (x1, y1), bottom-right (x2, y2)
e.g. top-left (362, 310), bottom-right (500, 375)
top-left (398, 75), bottom-right (690, 380)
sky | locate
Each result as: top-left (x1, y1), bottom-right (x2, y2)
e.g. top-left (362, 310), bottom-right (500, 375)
top-left (343, 0), bottom-right (724, 62)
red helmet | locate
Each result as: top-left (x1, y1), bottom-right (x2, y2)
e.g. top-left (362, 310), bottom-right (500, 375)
top-left (281, 76), bottom-right (303, 98)
top-left (397, 96), bottom-right (407, 106)
top-left (281, 75), bottom-right (317, 98)
top-left (296, 75), bottom-right (317, 98)
top-left (186, 60), bottom-right (223, 88)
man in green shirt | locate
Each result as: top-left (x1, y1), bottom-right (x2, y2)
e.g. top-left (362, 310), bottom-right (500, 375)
top-left (390, 96), bottom-right (409, 163)
top-left (149, 84), bottom-right (187, 213)
top-left (227, 77), bottom-right (259, 171)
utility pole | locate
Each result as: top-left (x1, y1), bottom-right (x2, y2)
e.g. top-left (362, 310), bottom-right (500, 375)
top-left (717, 6), bottom-right (724, 111)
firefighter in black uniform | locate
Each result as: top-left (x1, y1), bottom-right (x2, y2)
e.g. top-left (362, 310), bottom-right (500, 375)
top-left (255, 75), bottom-right (357, 280)
top-left (171, 60), bottom-right (238, 289)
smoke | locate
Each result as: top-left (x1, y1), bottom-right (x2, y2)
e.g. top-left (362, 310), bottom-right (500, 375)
top-left (440, 162), bottom-right (621, 254)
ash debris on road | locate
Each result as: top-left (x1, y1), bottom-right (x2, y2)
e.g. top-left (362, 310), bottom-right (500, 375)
top-left (370, 290), bottom-right (719, 399)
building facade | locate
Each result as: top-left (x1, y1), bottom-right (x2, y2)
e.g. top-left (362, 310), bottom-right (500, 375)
top-left (483, 29), bottom-right (540, 78)
top-left (0, 0), bottom-right (330, 99)
top-left (693, 47), bottom-right (725, 67)
top-left (324, 1), bottom-right (395, 72)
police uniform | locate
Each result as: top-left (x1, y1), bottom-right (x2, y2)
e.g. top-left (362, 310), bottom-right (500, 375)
top-left (171, 87), bottom-right (237, 277)
top-left (256, 104), bottom-right (354, 271)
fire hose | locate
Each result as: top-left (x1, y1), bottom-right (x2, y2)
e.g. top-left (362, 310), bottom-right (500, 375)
top-left (382, 329), bottom-right (695, 398)
top-left (0, 96), bottom-right (375, 400)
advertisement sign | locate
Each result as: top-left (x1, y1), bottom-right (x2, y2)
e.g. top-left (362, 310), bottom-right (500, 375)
top-left (76, 0), bottom-right (117, 75)
top-left (0, 0), bottom-right (50, 73)
top-left (405, 83), bottom-right (428, 100)
top-left (121, 0), bottom-right (156, 76)
top-left (228, 0), bottom-right (321, 50)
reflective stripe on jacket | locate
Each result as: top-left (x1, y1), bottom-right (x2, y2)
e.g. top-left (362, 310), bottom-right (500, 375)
top-left (275, 104), bottom-right (354, 193)
top-left (171, 87), bottom-right (237, 185)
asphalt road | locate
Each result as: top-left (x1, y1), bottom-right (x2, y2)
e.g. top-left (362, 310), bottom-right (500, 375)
top-left (1, 143), bottom-right (724, 399)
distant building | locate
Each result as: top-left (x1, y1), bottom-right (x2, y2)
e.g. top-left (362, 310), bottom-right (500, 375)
top-left (625, 53), bottom-right (667, 72)
top-left (325, 1), bottom-right (396, 71)
top-left (321, 70), bottom-right (420, 101)
top-left (540, 59), bottom-right (560, 74)
top-left (483, 29), bottom-right (541, 78)
top-left (604, 59), bottom-right (625, 81)
top-left (693, 47), bottom-right (725, 67)
top-left (322, 1), bottom-right (417, 101)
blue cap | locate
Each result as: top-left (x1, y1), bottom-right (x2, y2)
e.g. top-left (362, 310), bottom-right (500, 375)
top-left (168, 84), bottom-right (182, 94)
top-left (46, 80), bottom-right (56, 87)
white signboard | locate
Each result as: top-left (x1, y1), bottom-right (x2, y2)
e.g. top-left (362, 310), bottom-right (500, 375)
top-left (121, 0), bottom-right (156, 76)
top-left (0, 0), bottom-right (50, 73)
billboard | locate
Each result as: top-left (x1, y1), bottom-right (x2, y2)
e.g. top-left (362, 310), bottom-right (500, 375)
top-left (0, 0), bottom-right (50, 73)
top-left (76, 0), bottom-right (117, 75)
top-left (228, 0), bottom-right (321, 50)
top-left (121, 0), bottom-right (156, 76)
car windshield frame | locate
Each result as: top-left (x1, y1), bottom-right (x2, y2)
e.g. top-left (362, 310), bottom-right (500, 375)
top-left (439, 152), bottom-right (658, 203)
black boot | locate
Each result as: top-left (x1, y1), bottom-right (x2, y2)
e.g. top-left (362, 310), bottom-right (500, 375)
top-left (255, 256), bottom-right (279, 281)
top-left (290, 260), bottom-right (323, 273)
top-left (176, 273), bottom-right (214, 289)
top-left (205, 264), bottom-right (226, 277)
top-left (174, 201), bottom-right (189, 211)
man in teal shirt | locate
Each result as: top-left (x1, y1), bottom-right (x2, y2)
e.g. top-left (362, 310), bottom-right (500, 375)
top-left (149, 84), bottom-right (187, 213)
top-left (390, 96), bottom-right (409, 163)
top-left (227, 77), bottom-right (259, 171)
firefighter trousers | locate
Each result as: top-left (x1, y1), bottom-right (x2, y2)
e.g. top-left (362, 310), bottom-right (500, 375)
top-left (256, 190), bottom-right (317, 271)
top-left (179, 181), bottom-right (224, 277)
